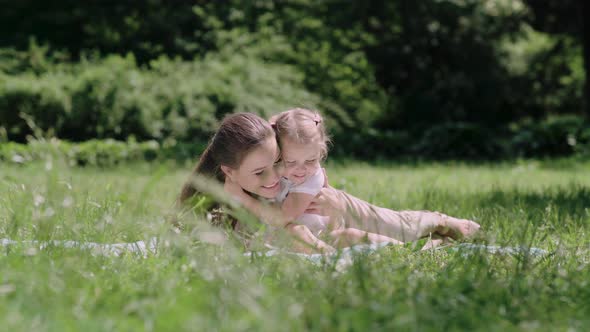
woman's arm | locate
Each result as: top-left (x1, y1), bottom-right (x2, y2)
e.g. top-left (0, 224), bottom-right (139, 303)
top-left (307, 186), bottom-right (480, 242)
top-left (224, 177), bottom-right (316, 228)
top-left (224, 177), bottom-right (335, 253)
top-left (223, 177), bottom-right (287, 228)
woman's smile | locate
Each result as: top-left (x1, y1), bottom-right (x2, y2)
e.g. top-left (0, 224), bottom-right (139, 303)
top-left (260, 180), bottom-right (280, 196)
top-left (262, 180), bottom-right (279, 189)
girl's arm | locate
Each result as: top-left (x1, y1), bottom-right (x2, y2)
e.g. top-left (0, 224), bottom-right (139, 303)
top-left (279, 167), bottom-right (327, 221)
top-left (280, 192), bottom-right (315, 221)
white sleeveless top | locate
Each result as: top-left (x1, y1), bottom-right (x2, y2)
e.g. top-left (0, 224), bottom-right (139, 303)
top-left (274, 168), bottom-right (328, 236)
top-left (275, 168), bottom-right (324, 203)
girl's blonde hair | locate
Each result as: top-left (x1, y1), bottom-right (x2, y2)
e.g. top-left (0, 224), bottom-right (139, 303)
top-left (269, 108), bottom-right (330, 159)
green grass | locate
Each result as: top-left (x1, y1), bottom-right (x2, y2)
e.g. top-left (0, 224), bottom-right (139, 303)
top-left (1, 159), bottom-right (590, 331)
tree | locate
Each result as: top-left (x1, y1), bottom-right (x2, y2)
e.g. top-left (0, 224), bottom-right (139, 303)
top-left (354, 0), bottom-right (524, 128)
top-left (524, 0), bottom-right (589, 117)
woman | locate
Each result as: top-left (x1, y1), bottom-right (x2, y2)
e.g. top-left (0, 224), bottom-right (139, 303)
top-left (178, 113), bottom-right (480, 253)
top-left (177, 112), bottom-right (333, 253)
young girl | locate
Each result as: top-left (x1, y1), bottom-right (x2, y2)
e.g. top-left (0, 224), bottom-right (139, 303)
top-left (268, 108), bottom-right (404, 248)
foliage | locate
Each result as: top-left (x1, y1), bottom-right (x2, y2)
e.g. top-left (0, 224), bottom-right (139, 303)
top-left (522, 0), bottom-right (588, 116)
top-left (334, 115), bottom-right (588, 160)
top-left (500, 26), bottom-right (586, 117)
top-left (0, 50), bottom-right (330, 143)
top-left (411, 122), bottom-right (507, 160)
top-left (0, 0), bottom-right (587, 159)
top-left (509, 114), bottom-right (589, 157)
top-left (0, 139), bottom-right (160, 167)
top-left (1, 114), bottom-right (588, 164)
top-left (0, 1), bottom-right (207, 62)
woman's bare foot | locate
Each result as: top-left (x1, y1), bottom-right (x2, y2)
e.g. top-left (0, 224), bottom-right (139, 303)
top-left (421, 234), bottom-right (454, 250)
top-left (290, 236), bottom-right (336, 254)
top-left (329, 228), bottom-right (404, 248)
top-left (435, 213), bottom-right (480, 239)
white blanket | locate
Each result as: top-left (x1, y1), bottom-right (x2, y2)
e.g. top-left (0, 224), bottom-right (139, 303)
top-left (2, 237), bottom-right (548, 268)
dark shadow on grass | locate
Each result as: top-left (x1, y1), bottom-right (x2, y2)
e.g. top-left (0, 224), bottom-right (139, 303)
top-left (472, 185), bottom-right (590, 226)
top-left (411, 184), bottom-right (590, 231)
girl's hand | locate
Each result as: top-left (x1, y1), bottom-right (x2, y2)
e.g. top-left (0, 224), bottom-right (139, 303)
top-left (321, 168), bottom-right (329, 187)
top-left (305, 186), bottom-right (345, 217)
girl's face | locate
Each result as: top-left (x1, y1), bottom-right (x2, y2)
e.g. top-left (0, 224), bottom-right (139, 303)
top-left (280, 138), bottom-right (321, 185)
top-left (225, 137), bottom-right (282, 199)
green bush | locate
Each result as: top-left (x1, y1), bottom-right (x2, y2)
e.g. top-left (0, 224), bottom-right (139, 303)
top-left (331, 123), bottom-right (506, 160)
top-left (0, 138), bottom-right (214, 167)
top-left (509, 115), bottom-right (588, 157)
top-left (0, 139), bottom-right (161, 167)
top-left (0, 50), bottom-right (328, 143)
top-left (574, 127), bottom-right (590, 156)
top-left (411, 123), bottom-right (507, 160)
top-left (331, 128), bottom-right (412, 159)
top-left (2, 115), bottom-right (590, 167)
top-left (0, 70), bottom-right (70, 139)
top-left (331, 115), bottom-right (589, 160)
top-left (0, 39), bottom-right (71, 75)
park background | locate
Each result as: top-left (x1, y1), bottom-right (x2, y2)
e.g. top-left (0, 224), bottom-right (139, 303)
top-left (2, 1), bottom-right (590, 331)
top-left (1, 0), bottom-right (589, 162)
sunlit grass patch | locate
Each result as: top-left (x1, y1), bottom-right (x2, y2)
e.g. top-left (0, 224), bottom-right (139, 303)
top-left (1, 160), bottom-right (590, 330)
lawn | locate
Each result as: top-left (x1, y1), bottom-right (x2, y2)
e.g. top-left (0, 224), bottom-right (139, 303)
top-left (1, 159), bottom-right (590, 331)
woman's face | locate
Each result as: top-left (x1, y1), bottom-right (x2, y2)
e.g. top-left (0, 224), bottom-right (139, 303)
top-left (227, 137), bottom-right (282, 199)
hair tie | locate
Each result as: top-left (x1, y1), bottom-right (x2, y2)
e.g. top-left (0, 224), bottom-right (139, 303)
top-left (269, 114), bottom-right (279, 129)
top-left (313, 115), bottom-right (321, 126)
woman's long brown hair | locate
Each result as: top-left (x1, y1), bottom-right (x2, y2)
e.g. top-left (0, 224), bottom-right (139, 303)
top-left (178, 112), bottom-right (275, 206)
